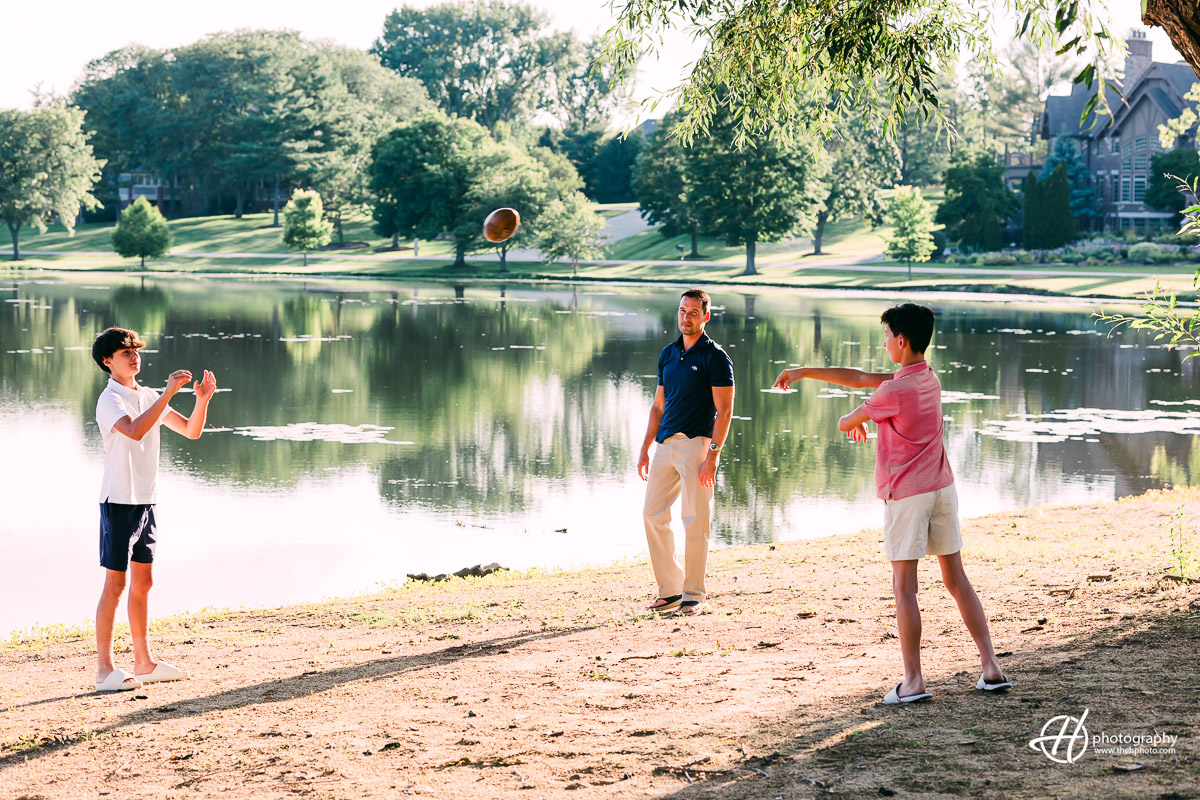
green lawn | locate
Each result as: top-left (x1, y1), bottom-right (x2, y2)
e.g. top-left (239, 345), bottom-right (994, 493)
top-left (604, 213), bottom-right (894, 264)
top-left (2, 195), bottom-right (1197, 301)
top-left (0, 212), bottom-right (462, 259)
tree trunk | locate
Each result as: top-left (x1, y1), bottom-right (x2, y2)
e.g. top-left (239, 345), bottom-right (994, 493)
top-left (335, 211), bottom-right (344, 245)
top-left (907, 259), bottom-right (913, 281)
top-left (1144, 1), bottom-right (1200, 80)
top-left (572, 257), bottom-right (578, 277)
top-left (235, 185), bottom-right (244, 219)
top-left (273, 171), bottom-right (281, 228)
top-left (690, 228), bottom-right (700, 258)
top-left (742, 238), bottom-right (757, 276)
top-left (8, 223), bottom-right (19, 261)
top-left (303, 251), bottom-right (308, 267)
top-left (813, 211), bottom-right (829, 255)
top-left (500, 245), bottom-right (508, 273)
top-left (141, 254), bottom-right (146, 268)
top-left (392, 233), bottom-right (399, 249)
top-left (454, 244), bottom-right (466, 267)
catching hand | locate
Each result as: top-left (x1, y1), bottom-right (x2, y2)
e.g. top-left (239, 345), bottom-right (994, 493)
top-left (637, 450), bottom-right (650, 481)
top-left (166, 369), bottom-right (192, 395)
top-left (846, 423), bottom-right (868, 443)
top-left (194, 370), bottom-right (217, 402)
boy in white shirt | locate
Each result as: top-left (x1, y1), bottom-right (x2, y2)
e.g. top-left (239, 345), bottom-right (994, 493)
top-left (91, 327), bottom-right (217, 692)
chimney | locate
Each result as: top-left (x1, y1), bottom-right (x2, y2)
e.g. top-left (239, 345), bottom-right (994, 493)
top-left (1125, 30), bottom-right (1153, 84)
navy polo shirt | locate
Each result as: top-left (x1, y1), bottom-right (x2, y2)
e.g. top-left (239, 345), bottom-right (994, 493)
top-left (655, 332), bottom-right (735, 443)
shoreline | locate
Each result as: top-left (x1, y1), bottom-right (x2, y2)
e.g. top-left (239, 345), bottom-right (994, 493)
top-left (2, 487), bottom-right (1197, 798)
top-left (0, 263), bottom-right (1183, 306)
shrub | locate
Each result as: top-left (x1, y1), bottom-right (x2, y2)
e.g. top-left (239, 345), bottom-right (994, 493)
top-left (1014, 250), bottom-right (1035, 264)
top-left (1059, 248), bottom-right (1083, 264)
top-left (1129, 242), bottom-right (1164, 263)
top-left (1123, 230), bottom-right (1139, 244)
top-left (1085, 257), bottom-right (1100, 266)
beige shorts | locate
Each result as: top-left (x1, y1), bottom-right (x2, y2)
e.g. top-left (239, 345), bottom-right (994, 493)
top-left (883, 484), bottom-right (963, 561)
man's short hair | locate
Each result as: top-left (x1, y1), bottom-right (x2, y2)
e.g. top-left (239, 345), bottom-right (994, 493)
top-left (680, 289), bottom-right (711, 314)
top-left (92, 327), bottom-right (146, 373)
top-left (880, 303), bottom-right (935, 354)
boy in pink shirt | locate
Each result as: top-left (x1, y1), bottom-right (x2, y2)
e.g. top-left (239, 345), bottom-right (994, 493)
top-left (774, 303), bottom-right (1009, 704)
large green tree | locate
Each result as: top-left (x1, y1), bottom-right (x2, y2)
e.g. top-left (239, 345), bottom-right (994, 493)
top-left (369, 112), bottom-right (494, 267)
top-left (111, 197), bottom-right (171, 267)
top-left (0, 105), bottom-right (104, 260)
top-left (1147, 149), bottom-right (1200, 221)
top-left (299, 47), bottom-right (433, 243)
top-left (461, 142), bottom-right (570, 271)
top-left (686, 105), bottom-right (830, 275)
top-left (72, 31), bottom-right (430, 223)
top-left (371, 1), bottom-right (569, 130)
top-left (1040, 137), bottom-right (1098, 230)
top-left (632, 112), bottom-right (703, 258)
top-left (812, 124), bottom-right (901, 254)
top-left (600, 0), bottom-right (1118, 146)
top-left (936, 148), bottom-right (1017, 251)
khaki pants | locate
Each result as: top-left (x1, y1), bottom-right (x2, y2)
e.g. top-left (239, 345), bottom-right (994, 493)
top-left (643, 433), bottom-right (713, 602)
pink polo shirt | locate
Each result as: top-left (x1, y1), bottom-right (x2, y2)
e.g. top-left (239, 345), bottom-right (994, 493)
top-left (860, 361), bottom-right (954, 501)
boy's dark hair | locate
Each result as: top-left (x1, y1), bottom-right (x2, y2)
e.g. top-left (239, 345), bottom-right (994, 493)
top-left (880, 303), bottom-right (935, 354)
top-left (92, 327), bottom-right (146, 373)
top-left (680, 288), bottom-right (711, 314)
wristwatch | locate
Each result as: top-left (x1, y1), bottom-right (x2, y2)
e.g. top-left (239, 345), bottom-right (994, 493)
top-left (709, 442), bottom-right (721, 451)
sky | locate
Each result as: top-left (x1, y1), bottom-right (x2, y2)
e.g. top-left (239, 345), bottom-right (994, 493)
top-left (0, 1), bottom-right (1185, 124)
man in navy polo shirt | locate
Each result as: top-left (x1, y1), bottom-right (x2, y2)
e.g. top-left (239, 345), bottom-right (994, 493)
top-left (637, 289), bottom-right (735, 615)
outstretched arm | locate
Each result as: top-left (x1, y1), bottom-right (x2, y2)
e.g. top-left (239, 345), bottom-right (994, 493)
top-left (774, 366), bottom-right (893, 390)
top-left (163, 370), bottom-right (217, 440)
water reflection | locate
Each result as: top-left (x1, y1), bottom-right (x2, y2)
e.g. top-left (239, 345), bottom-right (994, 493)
top-left (1, 275), bottom-right (1196, 633)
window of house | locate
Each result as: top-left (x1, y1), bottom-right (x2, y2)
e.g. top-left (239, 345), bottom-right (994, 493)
top-left (1122, 177), bottom-right (1132, 201)
top-left (1135, 137), bottom-right (1147, 151)
top-left (1122, 158), bottom-right (1132, 171)
top-left (1134, 177), bottom-right (1147, 201)
top-left (1123, 141), bottom-right (1133, 157)
top-left (1111, 136), bottom-right (1120, 154)
top-left (1135, 153), bottom-right (1148, 171)
top-left (1134, 218), bottom-right (1146, 234)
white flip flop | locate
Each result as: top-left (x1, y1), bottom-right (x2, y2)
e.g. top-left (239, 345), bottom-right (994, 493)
top-left (882, 682), bottom-right (933, 704)
top-left (135, 661), bottom-right (189, 684)
top-left (976, 674), bottom-right (1012, 692)
top-left (96, 668), bottom-right (143, 693)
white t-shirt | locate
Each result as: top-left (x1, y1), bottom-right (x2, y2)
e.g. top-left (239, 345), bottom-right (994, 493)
top-left (96, 378), bottom-right (170, 504)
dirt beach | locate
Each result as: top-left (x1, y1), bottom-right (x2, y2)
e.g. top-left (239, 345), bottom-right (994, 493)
top-left (2, 487), bottom-right (1198, 799)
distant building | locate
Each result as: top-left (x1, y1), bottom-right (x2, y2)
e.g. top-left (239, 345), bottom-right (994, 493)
top-left (1036, 30), bottom-right (1200, 234)
top-left (116, 170), bottom-right (184, 208)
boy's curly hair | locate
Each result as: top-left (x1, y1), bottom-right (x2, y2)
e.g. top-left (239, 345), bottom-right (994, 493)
top-left (92, 327), bottom-right (146, 374)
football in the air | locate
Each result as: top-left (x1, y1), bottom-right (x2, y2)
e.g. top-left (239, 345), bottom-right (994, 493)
top-left (483, 208), bottom-right (521, 243)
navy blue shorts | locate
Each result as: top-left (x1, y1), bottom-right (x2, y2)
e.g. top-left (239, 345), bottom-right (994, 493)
top-left (99, 502), bottom-right (158, 572)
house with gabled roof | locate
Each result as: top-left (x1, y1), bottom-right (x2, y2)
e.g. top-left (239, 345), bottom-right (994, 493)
top-left (1035, 31), bottom-right (1200, 234)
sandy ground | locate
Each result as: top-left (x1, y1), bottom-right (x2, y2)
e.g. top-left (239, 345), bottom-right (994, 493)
top-left (2, 488), bottom-right (1198, 799)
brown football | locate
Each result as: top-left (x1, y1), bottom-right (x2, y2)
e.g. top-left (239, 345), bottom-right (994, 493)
top-left (483, 207), bottom-right (521, 243)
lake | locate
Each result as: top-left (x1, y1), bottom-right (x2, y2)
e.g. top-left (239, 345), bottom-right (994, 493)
top-left (2, 274), bottom-right (1196, 635)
